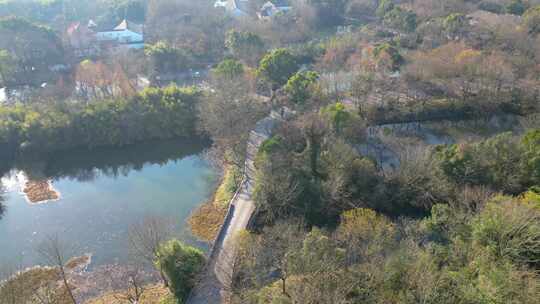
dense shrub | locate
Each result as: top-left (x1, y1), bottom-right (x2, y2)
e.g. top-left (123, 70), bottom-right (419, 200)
top-left (0, 85), bottom-right (201, 160)
top-left (235, 201), bottom-right (539, 304)
top-left (478, 1), bottom-right (503, 13)
top-left (257, 48), bottom-right (299, 88)
top-left (435, 130), bottom-right (540, 194)
top-left (284, 71), bottom-right (319, 104)
top-left (212, 58), bottom-right (244, 80)
top-left (155, 240), bottom-right (205, 301)
top-left (505, 0), bottom-right (528, 15)
top-left (524, 5), bottom-right (540, 35)
top-left (472, 196), bottom-right (540, 267)
top-left (383, 7), bottom-right (417, 32)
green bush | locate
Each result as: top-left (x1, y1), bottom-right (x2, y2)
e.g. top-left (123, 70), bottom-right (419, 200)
top-left (442, 13), bottom-right (467, 37)
top-left (257, 48), bottom-right (299, 88)
top-left (505, 0), bottom-right (527, 15)
top-left (521, 129), bottom-right (540, 185)
top-left (478, 1), bottom-right (503, 13)
top-left (376, 0), bottom-right (394, 18)
top-left (434, 131), bottom-right (538, 194)
top-left (155, 239), bottom-right (206, 301)
top-left (373, 42), bottom-right (404, 71)
top-left (213, 58), bottom-right (244, 80)
top-left (284, 71), bottom-right (319, 104)
top-left (472, 197), bottom-right (540, 267)
top-left (159, 294), bottom-right (181, 304)
top-left (523, 5), bottom-right (540, 35)
top-left (0, 85), bottom-right (201, 160)
top-left (383, 7), bottom-right (417, 32)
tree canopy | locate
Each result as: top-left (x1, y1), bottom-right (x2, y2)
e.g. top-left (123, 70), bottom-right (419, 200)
top-left (257, 48), bottom-right (299, 89)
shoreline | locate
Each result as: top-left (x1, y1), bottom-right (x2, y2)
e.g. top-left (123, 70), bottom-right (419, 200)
top-left (188, 166), bottom-right (240, 242)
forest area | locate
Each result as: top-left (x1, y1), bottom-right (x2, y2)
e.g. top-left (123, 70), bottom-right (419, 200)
top-left (0, 0), bottom-right (539, 303)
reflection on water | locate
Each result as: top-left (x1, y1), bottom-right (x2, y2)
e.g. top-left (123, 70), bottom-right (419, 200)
top-left (13, 139), bottom-right (210, 181)
top-left (0, 139), bottom-right (216, 270)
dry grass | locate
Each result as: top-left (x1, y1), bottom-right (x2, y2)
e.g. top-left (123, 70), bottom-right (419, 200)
top-left (0, 266), bottom-right (69, 304)
top-left (85, 284), bottom-right (171, 304)
top-left (188, 167), bottom-right (240, 241)
top-left (189, 200), bottom-right (229, 241)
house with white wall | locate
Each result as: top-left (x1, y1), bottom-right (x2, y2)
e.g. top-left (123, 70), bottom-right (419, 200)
top-left (96, 20), bottom-right (144, 50)
top-left (215, 0), bottom-right (250, 18)
top-left (258, 0), bottom-right (292, 19)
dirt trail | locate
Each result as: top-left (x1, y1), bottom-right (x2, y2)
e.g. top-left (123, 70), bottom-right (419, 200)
top-left (186, 110), bottom-right (284, 304)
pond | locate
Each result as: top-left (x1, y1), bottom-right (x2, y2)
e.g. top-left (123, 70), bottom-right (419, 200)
top-left (0, 139), bottom-right (217, 270)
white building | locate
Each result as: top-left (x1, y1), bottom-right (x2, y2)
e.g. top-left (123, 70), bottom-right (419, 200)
top-left (258, 0), bottom-right (292, 19)
top-left (215, 0), bottom-right (250, 18)
top-left (96, 20), bottom-right (144, 49)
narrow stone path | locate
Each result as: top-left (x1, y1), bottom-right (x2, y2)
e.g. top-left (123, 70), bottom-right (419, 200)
top-left (187, 110), bottom-right (284, 304)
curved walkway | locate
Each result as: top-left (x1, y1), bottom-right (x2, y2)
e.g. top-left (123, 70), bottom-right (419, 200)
top-left (187, 110), bottom-right (284, 304)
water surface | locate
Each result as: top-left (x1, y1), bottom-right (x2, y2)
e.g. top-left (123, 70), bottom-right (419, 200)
top-left (0, 139), bottom-right (216, 269)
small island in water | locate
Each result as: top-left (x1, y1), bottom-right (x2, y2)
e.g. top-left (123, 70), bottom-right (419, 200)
top-left (23, 179), bottom-right (60, 204)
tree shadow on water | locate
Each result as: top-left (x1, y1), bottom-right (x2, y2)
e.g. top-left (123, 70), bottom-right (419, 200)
top-left (0, 189), bottom-right (6, 220)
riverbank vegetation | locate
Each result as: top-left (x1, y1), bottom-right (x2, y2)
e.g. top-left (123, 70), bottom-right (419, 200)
top-left (0, 85), bottom-right (201, 166)
top-left (189, 166), bottom-right (243, 241)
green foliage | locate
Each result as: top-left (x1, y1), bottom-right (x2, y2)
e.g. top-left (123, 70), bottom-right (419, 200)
top-left (96, 0), bottom-right (146, 29)
top-left (442, 13), bottom-right (467, 36)
top-left (523, 5), bottom-right (540, 35)
top-left (0, 49), bottom-right (16, 86)
top-left (435, 132), bottom-right (529, 194)
top-left (159, 294), bottom-right (181, 304)
top-left (0, 16), bottom-right (63, 86)
top-left (225, 30), bottom-right (265, 66)
top-left (307, 0), bottom-right (349, 27)
top-left (521, 129), bottom-right (540, 185)
top-left (478, 1), bottom-right (503, 13)
top-left (145, 42), bottom-right (194, 75)
top-left (505, 0), bottom-right (528, 15)
top-left (373, 42), bottom-right (404, 71)
top-left (259, 135), bottom-right (285, 156)
top-left (213, 58), bottom-right (244, 80)
top-left (254, 115), bottom-right (378, 225)
top-left (424, 204), bottom-right (470, 243)
top-left (284, 71), bottom-right (319, 104)
top-left (383, 7), bottom-right (417, 32)
top-left (0, 0), bottom-right (144, 28)
top-left (257, 48), bottom-right (299, 88)
top-left (321, 102), bottom-right (351, 133)
top-left (376, 0), bottom-right (395, 18)
top-left (240, 199), bottom-right (539, 304)
top-left (286, 228), bottom-right (346, 273)
top-left (336, 208), bottom-right (397, 260)
top-left (0, 85), bottom-right (201, 158)
top-left (155, 239), bottom-right (205, 301)
top-left (472, 197), bottom-right (540, 267)
top-left (522, 187), bottom-right (540, 209)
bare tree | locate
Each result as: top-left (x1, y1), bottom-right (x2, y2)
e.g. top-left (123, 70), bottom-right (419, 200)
top-left (198, 79), bottom-right (267, 171)
top-left (128, 216), bottom-right (175, 287)
top-left (108, 263), bottom-right (149, 304)
top-left (37, 234), bottom-right (77, 304)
